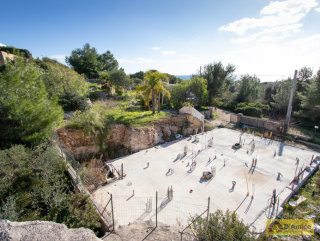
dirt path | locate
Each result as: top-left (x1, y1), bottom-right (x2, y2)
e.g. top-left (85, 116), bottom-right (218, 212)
top-left (208, 108), bottom-right (233, 128)
top-left (103, 221), bottom-right (195, 241)
top-left (215, 108), bottom-right (232, 122)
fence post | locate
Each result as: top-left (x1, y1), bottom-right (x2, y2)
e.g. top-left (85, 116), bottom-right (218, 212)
top-left (156, 191), bottom-right (158, 228)
top-left (110, 194), bottom-right (115, 232)
top-left (206, 197), bottom-right (210, 233)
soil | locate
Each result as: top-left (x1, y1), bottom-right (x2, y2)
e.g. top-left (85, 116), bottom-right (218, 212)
top-left (103, 221), bottom-right (196, 241)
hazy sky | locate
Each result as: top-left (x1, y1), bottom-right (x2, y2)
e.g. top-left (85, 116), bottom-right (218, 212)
top-left (1, 0), bottom-right (320, 81)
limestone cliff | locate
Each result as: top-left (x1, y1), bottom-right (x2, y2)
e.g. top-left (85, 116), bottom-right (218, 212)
top-left (57, 114), bottom-right (202, 159)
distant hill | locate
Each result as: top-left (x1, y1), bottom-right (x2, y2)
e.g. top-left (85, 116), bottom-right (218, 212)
top-left (175, 75), bottom-right (191, 80)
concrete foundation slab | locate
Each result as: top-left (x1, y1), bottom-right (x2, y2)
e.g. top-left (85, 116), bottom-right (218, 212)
top-left (92, 128), bottom-right (319, 232)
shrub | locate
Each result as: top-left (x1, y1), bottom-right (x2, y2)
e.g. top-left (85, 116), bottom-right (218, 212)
top-left (115, 87), bottom-right (124, 96)
top-left (192, 209), bottom-right (254, 241)
top-left (58, 90), bottom-right (89, 112)
top-left (0, 59), bottom-right (63, 147)
top-left (212, 111), bottom-right (218, 119)
top-left (67, 105), bottom-right (110, 151)
top-left (182, 102), bottom-right (194, 108)
top-left (0, 144), bottom-right (101, 232)
top-left (234, 102), bottom-right (270, 117)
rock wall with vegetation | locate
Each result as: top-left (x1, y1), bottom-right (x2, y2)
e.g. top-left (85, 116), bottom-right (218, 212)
top-left (57, 114), bottom-right (202, 160)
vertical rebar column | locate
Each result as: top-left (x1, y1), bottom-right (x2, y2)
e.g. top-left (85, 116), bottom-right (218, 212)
top-left (156, 191), bottom-right (158, 228)
top-left (206, 197), bottom-right (210, 233)
top-left (110, 194), bottom-right (115, 232)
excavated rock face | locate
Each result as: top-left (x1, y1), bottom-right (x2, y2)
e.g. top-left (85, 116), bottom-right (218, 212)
top-left (57, 114), bottom-right (202, 159)
top-left (57, 128), bottom-right (99, 161)
top-left (0, 220), bottom-right (101, 241)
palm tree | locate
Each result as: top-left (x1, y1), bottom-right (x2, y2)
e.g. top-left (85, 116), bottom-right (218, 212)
top-left (137, 70), bottom-right (170, 114)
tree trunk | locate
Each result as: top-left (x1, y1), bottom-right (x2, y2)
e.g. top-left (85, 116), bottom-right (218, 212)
top-left (157, 92), bottom-right (161, 113)
top-left (152, 90), bottom-right (155, 114)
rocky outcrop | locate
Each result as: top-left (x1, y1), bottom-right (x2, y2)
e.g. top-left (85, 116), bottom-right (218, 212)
top-left (57, 114), bottom-right (202, 159)
top-left (0, 220), bottom-right (101, 241)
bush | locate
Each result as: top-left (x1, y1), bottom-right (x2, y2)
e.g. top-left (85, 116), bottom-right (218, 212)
top-left (0, 59), bottom-right (63, 147)
top-left (67, 105), bottom-right (110, 151)
top-left (115, 87), bottom-right (124, 96)
top-left (212, 111), bottom-right (218, 119)
top-left (0, 143), bottom-right (101, 232)
top-left (89, 91), bottom-right (102, 101)
top-left (192, 209), bottom-right (254, 241)
top-left (58, 90), bottom-right (89, 112)
top-left (182, 102), bottom-right (194, 108)
top-left (234, 102), bottom-right (270, 117)
top-left (41, 58), bottom-right (88, 99)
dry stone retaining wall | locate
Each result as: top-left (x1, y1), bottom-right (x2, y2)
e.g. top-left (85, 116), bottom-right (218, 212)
top-left (230, 113), bottom-right (283, 133)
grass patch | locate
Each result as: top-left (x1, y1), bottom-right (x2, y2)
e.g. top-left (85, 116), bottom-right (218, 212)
top-left (212, 111), bottom-right (218, 119)
top-left (197, 106), bottom-right (210, 111)
top-left (105, 106), bottom-right (170, 126)
top-left (66, 101), bottom-right (171, 130)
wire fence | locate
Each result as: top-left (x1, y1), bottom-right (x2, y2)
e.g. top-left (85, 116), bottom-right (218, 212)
top-left (96, 190), bottom-right (210, 240)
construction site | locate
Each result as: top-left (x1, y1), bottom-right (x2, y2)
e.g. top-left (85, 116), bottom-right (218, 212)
top-left (92, 127), bottom-right (320, 233)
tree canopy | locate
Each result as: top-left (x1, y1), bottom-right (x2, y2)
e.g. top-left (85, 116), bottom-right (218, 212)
top-left (201, 62), bottom-right (235, 105)
top-left (236, 75), bottom-right (260, 103)
top-left (137, 70), bottom-right (170, 113)
top-left (170, 76), bottom-right (208, 110)
top-left (66, 43), bottom-right (119, 79)
top-left (0, 59), bottom-right (63, 147)
top-left (109, 68), bottom-right (130, 90)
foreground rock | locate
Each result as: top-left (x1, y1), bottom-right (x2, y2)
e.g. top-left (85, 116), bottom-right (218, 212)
top-left (0, 220), bottom-right (102, 241)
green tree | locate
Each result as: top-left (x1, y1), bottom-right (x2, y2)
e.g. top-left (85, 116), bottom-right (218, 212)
top-left (169, 83), bottom-right (188, 110)
top-left (66, 43), bottom-right (119, 79)
top-left (109, 68), bottom-right (130, 90)
top-left (137, 70), bottom-right (170, 114)
top-left (129, 71), bottom-right (144, 88)
top-left (0, 59), bottom-right (63, 147)
top-left (299, 69), bottom-right (320, 124)
top-left (41, 58), bottom-right (88, 98)
top-left (130, 71), bottom-right (144, 80)
top-left (39, 58), bottom-right (89, 111)
top-left (236, 75), bottom-right (260, 103)
top-left (271, 78), bottom-right (301, 116)
top-left (66, 43), bottom-right (101, 79)
top-left (201, 62), bottom-right (235, 105)
top-left (170, 77), bottom-right (208, 110)
top-left (98, 50), bottom-right (119, 72)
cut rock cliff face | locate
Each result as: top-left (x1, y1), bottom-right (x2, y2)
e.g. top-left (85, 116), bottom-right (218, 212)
top-left (57, 114), bottom-right (203, 159)
top-left (0, 220), bottom-right (102, 241)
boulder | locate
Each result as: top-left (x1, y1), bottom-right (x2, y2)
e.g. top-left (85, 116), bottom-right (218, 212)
top-left (0, 220), bottom-right (101, 241)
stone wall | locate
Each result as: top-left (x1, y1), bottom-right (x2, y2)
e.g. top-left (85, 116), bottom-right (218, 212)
top-left (230, 113), bottom-right (283, 133)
